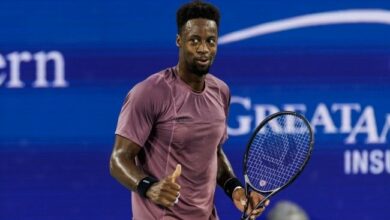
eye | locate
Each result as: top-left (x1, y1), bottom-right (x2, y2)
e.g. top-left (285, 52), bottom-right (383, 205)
top-left (208, 39), bottom-right (216, 45)
top-left (190, 38), bottom-right (200, 44)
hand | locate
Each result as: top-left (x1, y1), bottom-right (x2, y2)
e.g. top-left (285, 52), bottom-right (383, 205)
top-left (232, 187), bottom-right (270, 220)
top-left (146, 164), bottom-right (181, 208)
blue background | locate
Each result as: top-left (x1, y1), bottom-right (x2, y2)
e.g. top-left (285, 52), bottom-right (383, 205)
top-left (1, 1), bottom-right (390, 219)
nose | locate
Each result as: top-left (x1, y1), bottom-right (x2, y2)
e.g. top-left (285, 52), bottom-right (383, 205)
top-left (197, 41), bottom-right (209, 54)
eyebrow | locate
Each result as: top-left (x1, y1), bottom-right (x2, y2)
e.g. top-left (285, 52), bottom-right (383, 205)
top-left (187, 33), bottom-right (217, 38)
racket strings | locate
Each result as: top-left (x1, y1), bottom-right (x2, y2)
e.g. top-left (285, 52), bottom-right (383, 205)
top-left (246, 114), bottom-right (311, 192)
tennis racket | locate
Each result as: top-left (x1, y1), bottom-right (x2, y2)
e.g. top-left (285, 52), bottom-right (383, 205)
top-left (241, 111), bottom-right (314, 220)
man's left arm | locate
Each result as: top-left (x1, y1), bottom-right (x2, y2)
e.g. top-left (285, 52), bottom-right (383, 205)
top-left (217, 146), bottom-right (270, 219)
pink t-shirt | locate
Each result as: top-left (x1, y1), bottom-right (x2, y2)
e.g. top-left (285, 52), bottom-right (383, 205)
top-left (115, 66), bottom-right (230, 220)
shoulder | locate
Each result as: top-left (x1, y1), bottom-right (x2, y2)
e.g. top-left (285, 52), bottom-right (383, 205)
top-left (122, 68), bottom-right (175, 115)
top-left (207, 73), bottom-right (229, 93)
top-left (129, 68), bottom-right (173, 99)
top-left (206, 73), bottom-right (230, 102)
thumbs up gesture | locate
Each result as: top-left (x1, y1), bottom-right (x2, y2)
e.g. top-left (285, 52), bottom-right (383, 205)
top-left (146, 164), bottom-right (181, 208)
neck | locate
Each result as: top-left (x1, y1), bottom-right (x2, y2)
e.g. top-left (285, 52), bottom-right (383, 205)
top-left (177, 62), bottom-right (205, 93)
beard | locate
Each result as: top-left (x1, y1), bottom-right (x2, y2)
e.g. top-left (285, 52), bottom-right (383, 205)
top-left (186, 59), bottom-right (210, 77)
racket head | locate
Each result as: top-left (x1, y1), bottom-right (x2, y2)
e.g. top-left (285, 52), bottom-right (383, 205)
top-left (243, 111), bottom-right (314, 194)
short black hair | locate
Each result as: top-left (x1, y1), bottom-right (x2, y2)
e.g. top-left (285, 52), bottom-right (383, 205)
top-left (176, 0), bottom-right (220, 34)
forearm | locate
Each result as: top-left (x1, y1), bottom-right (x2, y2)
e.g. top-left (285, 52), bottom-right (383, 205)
top-left (110, 135), bottom-right (147, 191)
top-left (110, 149), bottom-right (146, 191)
top-left (110, 136), bottom-right (180, 208)
top-left (216, 147), bottom-right (237, 187)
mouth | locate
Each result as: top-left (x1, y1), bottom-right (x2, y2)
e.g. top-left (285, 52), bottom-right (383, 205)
top-left (195, 58), bottom-right (210, 66)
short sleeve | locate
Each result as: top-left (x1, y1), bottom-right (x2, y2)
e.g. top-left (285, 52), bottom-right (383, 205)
top-left (115, 83), bottom-right (156, 147)
top-left (219, 83), bottom-right (231, 145)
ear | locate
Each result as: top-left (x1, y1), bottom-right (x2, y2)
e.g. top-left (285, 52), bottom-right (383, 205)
top-left (176, 34), bottom-right (181, 47)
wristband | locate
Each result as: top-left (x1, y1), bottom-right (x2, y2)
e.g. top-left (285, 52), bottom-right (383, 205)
top-left (223, 177), bottom-right (244, 199)
top-left (137, 176), bottom-right (158, 198)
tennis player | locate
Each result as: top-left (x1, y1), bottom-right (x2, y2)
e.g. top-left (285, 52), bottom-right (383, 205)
top-left (110, 1), bottom-right (269, 219)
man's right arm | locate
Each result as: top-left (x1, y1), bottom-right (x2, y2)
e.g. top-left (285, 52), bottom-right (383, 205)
top-left (110, 134), bottom-right (146, 191)
top-left (109, 135), bottom-right (181, 207)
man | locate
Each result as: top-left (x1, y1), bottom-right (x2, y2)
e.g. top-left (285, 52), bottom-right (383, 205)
top-left (110, 1), bottom-right (269, 219)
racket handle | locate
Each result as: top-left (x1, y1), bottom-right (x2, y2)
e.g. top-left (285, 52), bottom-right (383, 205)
top-left (241, 213), bottom-right (249, 220)
top-left (240, 202), bottom-right (265, 220)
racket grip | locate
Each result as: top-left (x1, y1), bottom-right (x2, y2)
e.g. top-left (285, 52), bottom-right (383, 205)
top-left (241, 213), bottom-right (249, 220)
top-left (241, 213), bottom-right (251, 220)
top-left (240, 202), bottom-right (265, 220)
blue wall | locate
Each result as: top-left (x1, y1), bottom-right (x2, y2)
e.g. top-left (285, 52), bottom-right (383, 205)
top-left (1, 1), bottom-right (390, 219)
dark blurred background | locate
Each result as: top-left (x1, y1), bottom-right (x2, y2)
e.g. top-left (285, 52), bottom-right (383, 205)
top-left (1, 1), bottom-right (390, 219)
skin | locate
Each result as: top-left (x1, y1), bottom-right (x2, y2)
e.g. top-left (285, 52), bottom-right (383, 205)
top-left (110, 18), bottom-right (269, 219)
top-left (176, 19), bottom-right (217, 92)
top-left (110, 135), bottom-right (181, 208)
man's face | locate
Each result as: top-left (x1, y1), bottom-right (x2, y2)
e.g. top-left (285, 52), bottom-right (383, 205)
top-left (177, 18), bottom-right (218, 76)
